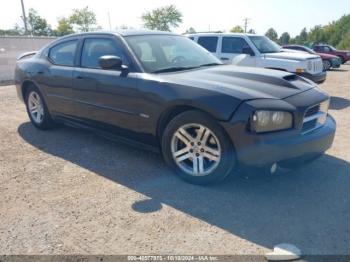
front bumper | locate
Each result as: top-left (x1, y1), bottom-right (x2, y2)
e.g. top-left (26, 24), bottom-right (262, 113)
top-left (297, 71), bottom-right (327, 84)
top-left (233, 116), bottom-right (336, 167)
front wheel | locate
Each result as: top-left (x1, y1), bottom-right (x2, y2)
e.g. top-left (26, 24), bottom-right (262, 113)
top-left (25, 84), bottom-right (56, 130)
top-left (323, 60), bottom-right (332, 71)
top-left (162, 110), bottom-right (236, 185)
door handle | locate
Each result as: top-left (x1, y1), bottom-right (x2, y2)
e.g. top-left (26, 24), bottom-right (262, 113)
top-left (76, 76), bottom-right (83, 79)
top-left (220, 57), bottom-right (229, 61)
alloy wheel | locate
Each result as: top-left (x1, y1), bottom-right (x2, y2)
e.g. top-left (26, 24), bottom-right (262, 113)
top-left (28, 91), bottom-right (44, 124)
top-left (171, 123), bottom-right (221, 176)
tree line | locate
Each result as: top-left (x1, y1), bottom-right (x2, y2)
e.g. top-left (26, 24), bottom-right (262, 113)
top-left (1, 5), bottom-right (349, 49)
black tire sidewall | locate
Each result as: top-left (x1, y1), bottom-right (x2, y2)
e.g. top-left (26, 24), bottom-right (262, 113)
top-left (162, 110), bottom-right (236, 185)
top-left (25, 85), bottom-right (55, 130)
top-left (323, 60), bottom-right (331, 70)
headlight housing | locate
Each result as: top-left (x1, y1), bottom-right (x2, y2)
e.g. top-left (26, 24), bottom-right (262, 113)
top-left (250, 111), bottom-right (293, 133)
top-left (346, 52), bottom-right (350, 56)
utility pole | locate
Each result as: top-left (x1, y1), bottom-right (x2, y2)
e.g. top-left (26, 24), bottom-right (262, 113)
top-left (243, 18), bottom-right (251, 33)
top-left (108, 12), bottom-right (112, 31)
top-left (20, 0), bottom-right (28, 34)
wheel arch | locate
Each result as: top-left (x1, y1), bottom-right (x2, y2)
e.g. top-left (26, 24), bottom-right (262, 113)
top-left (156, 104), bottom-right (234, 145)
top-left (21, 80), bottom-right (38, 100)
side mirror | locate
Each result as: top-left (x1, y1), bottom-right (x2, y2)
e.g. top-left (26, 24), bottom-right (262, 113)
top-left (99, 55), bottom-right (125, 70)
top-left (242, 47), bottom-right (255, 56)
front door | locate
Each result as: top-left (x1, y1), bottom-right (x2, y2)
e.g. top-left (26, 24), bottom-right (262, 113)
top-left (219, 36), bottom-right (256, 66)
top-left (71, 36), bottom-right (144, 138)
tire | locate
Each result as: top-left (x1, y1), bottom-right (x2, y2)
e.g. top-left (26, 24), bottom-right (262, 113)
top-left (161, 110), bottom-right (236, 185)
top-left (322, 60), bottom-right (332, 71)
top-left (24, 84), bottom-right (56, 130)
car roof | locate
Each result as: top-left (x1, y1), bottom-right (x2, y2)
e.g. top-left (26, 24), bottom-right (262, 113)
top-left (186, 32), bottom-right (259, 37)
top-left (58, 30), bottom-right (178, 40)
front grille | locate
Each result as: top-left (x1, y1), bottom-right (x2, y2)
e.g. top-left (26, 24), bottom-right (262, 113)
top-left (305, 104), bottom-right (320, 118)
top-left (302, 119), bottom-right (318, 133)
top-left (302, 103), bottom-right (321, 133)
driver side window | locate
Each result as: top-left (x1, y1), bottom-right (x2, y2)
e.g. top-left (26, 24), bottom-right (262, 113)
top-left (81, 38), bottom-right (129, 69)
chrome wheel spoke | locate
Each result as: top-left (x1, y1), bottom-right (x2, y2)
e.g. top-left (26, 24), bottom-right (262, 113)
top-left (192, 156), bottom-right (199, 174)
top-left (174, 147), bottom-right (191, 158)
top-left (203, 151), bottom-right (220, 162)
top-left (177, 152), bottom-right (192, 162)
top-left (198, 155), bottom-right (204, 174)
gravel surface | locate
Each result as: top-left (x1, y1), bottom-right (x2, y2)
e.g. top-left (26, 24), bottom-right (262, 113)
top-left (0, 66), bottom-right (349, 256)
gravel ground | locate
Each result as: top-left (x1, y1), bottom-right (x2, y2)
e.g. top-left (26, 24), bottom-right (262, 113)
top-left (0, 66), bottom-right (349, 256)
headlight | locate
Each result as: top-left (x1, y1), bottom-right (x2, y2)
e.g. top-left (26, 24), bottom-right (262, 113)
top-left (250, 111), bottom-right (293, 133)
top-left (318, 99), bottom-right (330, 125)
top-left (347, 52), bottom-right (350, 56)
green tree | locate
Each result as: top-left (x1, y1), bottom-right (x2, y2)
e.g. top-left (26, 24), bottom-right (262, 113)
top-left (27, 8), bottom-right (51, 36)
top-left (53, 17), bottom-right (74, 36)
top-left (69, 6), bottom-right (97, 32)
top-left (248, 29), bottom-right (256, 34)
top-left (230, 25), bottom-right (244, 33)
top-left (142, 5), bottom-right (182, 31)
top-left (185, 27), bottom-right (196, 34)
top-left (308, 25), bottom-right (327, 44)
top-left (279, 32), bottom-right (291, 45)
top-left (265, 28), bottom-right (278, 42)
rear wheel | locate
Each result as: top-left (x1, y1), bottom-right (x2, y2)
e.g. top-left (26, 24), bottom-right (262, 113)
top-left (322, 60), bottom-right (332, 71)
top-left (162, 110), bottom-right (236, 184)
top-left (25, 85), bottom-right (56, 130)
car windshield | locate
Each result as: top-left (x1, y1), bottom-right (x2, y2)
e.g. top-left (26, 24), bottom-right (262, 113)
top-left (329, 45), bottom-right (337, 51)
top-left (302, 46), bottom-right (316, 54)
top-left (248, 36), bottom-right (281, 54)
top-left (125, 34), bottom-right (222, 73)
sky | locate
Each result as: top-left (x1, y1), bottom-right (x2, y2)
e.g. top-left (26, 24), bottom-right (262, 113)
top-left (1, 0), bottom-right (349, 37)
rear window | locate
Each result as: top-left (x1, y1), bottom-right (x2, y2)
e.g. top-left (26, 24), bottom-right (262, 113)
top-left (197, 37), bottom-right (218, 53)
top-left (48, 40), bottom-right (78, 66)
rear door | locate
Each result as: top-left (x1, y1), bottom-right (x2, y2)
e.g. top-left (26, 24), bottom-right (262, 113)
top-left (197, 36), bottom-right (219, 58)
top-left (219, 36), bottom-right (256, 66)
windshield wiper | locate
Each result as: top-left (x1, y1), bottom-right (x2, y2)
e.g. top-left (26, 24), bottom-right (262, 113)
top-left (152, 66), bottom-right (198, 73)
top-left (198, 63), bottom-right (223, 67)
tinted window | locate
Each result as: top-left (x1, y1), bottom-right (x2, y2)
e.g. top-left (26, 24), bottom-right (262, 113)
top-left (222, 37), bottom-right (250, 53)
top-left (49, 40), bottom-right (77, 66)
top-left (197, 37), bottom-right (218, 52)
top-left (188, 37), bottom-right (194, 41)
top-left (81, 38), bottom-right (128, 68)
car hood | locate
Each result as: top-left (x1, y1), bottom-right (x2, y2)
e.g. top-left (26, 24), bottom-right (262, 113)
top-left (156, 65), bottom-right (316, 101)
top-left (317, 52), bottom-right (338, 59)
top-left (264, 51), bottom-right (320, 61)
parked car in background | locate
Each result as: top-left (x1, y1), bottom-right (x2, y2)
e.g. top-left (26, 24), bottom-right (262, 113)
top-left (15, 31), bottom-right (336, 184)
top-left (313, 44), bottom-right (350, 64)
top-left (188, 33), bottom-right (326, 84)
top-left (283, 44), bottom-right (341, 71)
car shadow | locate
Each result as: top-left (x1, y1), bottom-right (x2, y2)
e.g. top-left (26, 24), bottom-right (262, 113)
top-left (330, 96), bottom-right (350, 110)
top-left (18, 122), bottom-right (350, 255)
top-left (329, 68), bottom-right (349, 72)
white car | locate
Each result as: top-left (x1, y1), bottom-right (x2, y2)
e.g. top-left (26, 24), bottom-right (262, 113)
top-left (187, 33), bottom-right (326, 84)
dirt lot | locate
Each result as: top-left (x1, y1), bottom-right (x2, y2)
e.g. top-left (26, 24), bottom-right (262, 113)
top-left (0, 66), bottom-right (349, 256)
